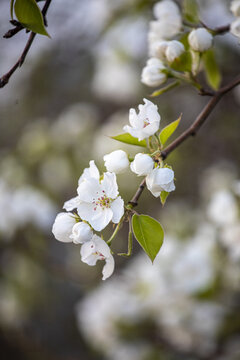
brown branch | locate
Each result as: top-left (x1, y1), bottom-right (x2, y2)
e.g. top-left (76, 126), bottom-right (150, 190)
top-left (161, 74), bottom-right (240, 160)
top-left (0, 0), bottom-right (52, 88)
top-left (129, 74), bottom-right (240, 204)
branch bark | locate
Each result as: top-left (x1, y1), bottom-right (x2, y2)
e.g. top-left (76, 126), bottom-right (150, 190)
top-left (0, 0), bottom-right (52, 88)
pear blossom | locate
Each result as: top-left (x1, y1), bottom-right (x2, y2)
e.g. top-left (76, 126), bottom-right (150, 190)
top-left (149, 17), bottom-right (182, 41)
top-left (141, 58), bottom-right (167, 87)
top-left (188, 28), bottom-right (213, 52)
top-left (230, 0), bottom-right (240, 17)
top-left (76, 172), bottom-right (124, 231)
top-left (80, 235), bottom-right (114, 280)
top-left (146, 167), bottom-right (175, 197)
top-left (103, 150), bottom-right (129, 174)
top-left (130, 153), bottom-right (154, 176)
top-left (150, 40), bottom-right (169, 59)
top-left (52, 212), bottom-right (76, 242)
top-left (165, 40), bottom-right (185, 63)
top-left (230, 18), bottom-right (240, 39)
top-left (153, 0), bottom-right (180, 20)
top-left (123, 98), bottom-right (161, 141)
top-left (70, 222), bottom-right (93, 244)
top-left (63, 160), bottom-right (99, 211)
top-left (207, 190), bottom-right (238, 226)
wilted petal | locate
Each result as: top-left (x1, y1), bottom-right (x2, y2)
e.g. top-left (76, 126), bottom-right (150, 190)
top-left (102, 256), bottom-right (115, 280)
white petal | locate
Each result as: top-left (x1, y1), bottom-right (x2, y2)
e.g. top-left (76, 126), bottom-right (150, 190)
top-left (102, 255), bottom-right (115, 280)
top-left (77, 178), bottom-right (101, 202)
top-left (80, 241), bottom-right (98, 266)
top-left (52, 212), bottom-right (76, 242)
top-left (101, 172), bottom-right (119, 199)
top-left (78, 202), bottom-right (113, 231)
top-left (78, 160), bottom-right (100, 185)
top-left (63, 196), bottom-right (81, 211)
top-left (111, 197), bottom-right (124, 223)
top-left (92, 235), bottom-right (111, 257)
top-left (129, 108), bottom-right (140, 128)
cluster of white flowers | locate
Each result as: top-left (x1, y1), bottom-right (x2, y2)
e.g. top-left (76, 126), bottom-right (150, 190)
top-left (230, 0), bottom-right (240, 39)
top-left (53, 98), bottom-right (176, 279)
top-left (52, 160), bottom-right (122, 280)
top-left (142, 0), bottom-right (214, 88)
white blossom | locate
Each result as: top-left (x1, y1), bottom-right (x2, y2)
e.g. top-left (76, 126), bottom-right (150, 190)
top-left (165, 40), bottom-right (185, 62)
top-left (141, 58), bottom-right (167, 87)
top-left (149, 16), bottom-right (182, 41)
top-left (150, 40), bottom-right (169, 59)
top-left (76, 172), bottom-right (124, 231)
top-left (80, 235), bottom-right (114, 280)
top-left (188, 28), bottom-right (213, 52)
top-left (70, 222), bottom-right (93, 244)
top-left (123, 98), bottom-right (161, 141)
top-left (52, 212), bottom-right (76, 242)
top-left (207, 190), bottom-right (238, 226)
top-left (146, 167), bottom-right (175, 197)
top-left (130, 153), bottom-right (154, 176)
top-left (63, 160), bottom-right (99, 211)
top-left (221, 224), bottom-right (240, 261)
top-left (153, 0), bottom-right (180, 20)
top-left (230, 0), bottom-right (240, 17)
top-left (230, 18), bottom-right (240, 39)
top-left (103, 150), bottom-right (129, 174)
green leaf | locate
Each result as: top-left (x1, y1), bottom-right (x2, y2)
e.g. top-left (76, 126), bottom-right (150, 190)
top-left (203, 49), bottom-right (221, 90)
top-left (170, 51), bottom-right (192, 72)
top-left (132, 214), bottom-right (164, 262)
top-left (111, 133), bottom-right (147, 147)
top-left (183, 0), bottom-right (199, 23)
top-left (10, 0), bottom-right (15, 19)
top-left (160, 114), bottom-right (182, 146)
top-left (160, 191), bottom-right (169, 206)
top-left (14, 0), bottom-right (50, 37)
top-left (150, 80), bottom-right (180, 97)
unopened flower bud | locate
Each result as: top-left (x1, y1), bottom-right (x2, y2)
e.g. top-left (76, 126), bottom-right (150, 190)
top-left (52, 212), bottom-right (75, 242)
top-left (188, 28), bottom-right (213, 52)
top-left (150, 41), bottom-right (169, 60)
top-left (70, 222), bottom-right (93, 244)
top-left (103, 150), bottom-right (129, 174)
top-left (130, 153), bottom-right (154, 176)
top-left (165, 40), bottom-right (185, 62)
top-left (141, 58), bottom-right (167, 87)
top-left (146, 167), bottom-right (175, 197)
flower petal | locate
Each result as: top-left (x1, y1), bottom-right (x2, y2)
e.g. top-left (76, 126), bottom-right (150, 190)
top-left (102, 255), bottom-right (115, 280)
top-left (101, 172), bottom-right (119, 199)
top-left (63, 196), bottom-right (81, 211)
top-left (77, 178), bottom-right (101, 202)
top-left (80, 241), bottom-right (98, 266)
top-left (78, 160), bottom-right (100, 185)
top-left (78, 202), bottom-right (113, 231)
top-left (111, 197), bottom-right (124, 223)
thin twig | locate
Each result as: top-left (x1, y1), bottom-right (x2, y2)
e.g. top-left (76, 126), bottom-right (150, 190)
top-left (0, 0), bottom-right (52, 88)
top-left (161, 75), bottom-right (240, 160)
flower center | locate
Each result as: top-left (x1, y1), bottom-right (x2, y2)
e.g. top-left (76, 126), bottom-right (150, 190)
top-left (93, 190), bottom-right (112, 211)
top-left (93, 251), bottom-right (105, 261)
top-left (143, 118), bottom-right (150, 128)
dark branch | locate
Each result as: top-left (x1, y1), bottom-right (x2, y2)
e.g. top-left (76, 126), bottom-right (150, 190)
top-left (0, 0), bottom-right (52, 89)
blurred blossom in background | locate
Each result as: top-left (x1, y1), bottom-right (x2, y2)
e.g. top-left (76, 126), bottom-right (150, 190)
top-left (0, 0), bottom-right (240, 359)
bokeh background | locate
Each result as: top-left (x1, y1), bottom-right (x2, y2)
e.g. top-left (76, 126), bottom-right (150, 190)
top-left (0, 0), bottom-right (240, 359)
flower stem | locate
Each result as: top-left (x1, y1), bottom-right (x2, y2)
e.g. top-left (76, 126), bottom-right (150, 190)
top-left (107, 216), bottom-right (125, 246)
